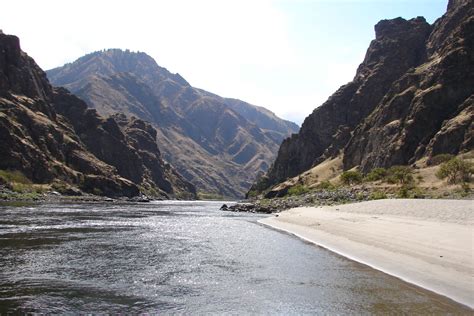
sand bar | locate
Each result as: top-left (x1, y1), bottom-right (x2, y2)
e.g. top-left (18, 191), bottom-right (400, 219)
top-left (259, 199), bottom-right (474, 308)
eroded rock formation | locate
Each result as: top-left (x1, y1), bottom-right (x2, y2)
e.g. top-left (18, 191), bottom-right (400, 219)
top-left (0, 31), bottom-right (196, 198)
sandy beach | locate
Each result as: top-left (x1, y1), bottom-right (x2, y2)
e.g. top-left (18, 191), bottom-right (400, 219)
top-left (259, 199), bottom-right (474, 308)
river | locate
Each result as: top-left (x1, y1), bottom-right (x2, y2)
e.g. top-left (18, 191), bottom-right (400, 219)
top-left (0, 201), bottom-right (468, 313)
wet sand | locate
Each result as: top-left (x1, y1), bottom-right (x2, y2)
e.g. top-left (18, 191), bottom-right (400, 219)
top-left (259, 199), bottom-right (474, 308)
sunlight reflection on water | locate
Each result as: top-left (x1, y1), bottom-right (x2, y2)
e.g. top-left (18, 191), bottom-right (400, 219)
top-left (0, 201), bottom-right (470, 314)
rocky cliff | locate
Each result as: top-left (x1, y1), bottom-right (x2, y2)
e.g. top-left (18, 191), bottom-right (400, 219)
top-left (47, 50), bottom-right (298, 198)
top-left (344, 0), bottom-right (473, 171)
top-left (253, 0), bottom-right (473, 193)
top-left (0, 31), bottom-right (196, 198)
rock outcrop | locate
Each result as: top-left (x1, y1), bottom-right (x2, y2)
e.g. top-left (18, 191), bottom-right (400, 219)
top-left (343, 0), bottom-right (473, 171)
top-left (253, 0), bottom-right (473, 193)
top-left (0, 31), bottom-right (196, 198)
top-left (47, 50), bottom-right (299, 198)
top-left (112, 113), bottom-right (196, 199)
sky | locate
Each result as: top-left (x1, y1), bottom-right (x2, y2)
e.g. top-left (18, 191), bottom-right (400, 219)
top-left (1, 0), bottom-right (447, 125)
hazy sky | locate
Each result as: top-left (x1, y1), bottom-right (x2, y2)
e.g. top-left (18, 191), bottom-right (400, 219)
top-left (1, 0), bottom-right (447, 124)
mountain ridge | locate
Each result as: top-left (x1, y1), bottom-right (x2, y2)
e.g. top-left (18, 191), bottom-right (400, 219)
top-left (0, 31), bottom-right (196, 199)
top-left (47, 50), bottom-right (298, 198)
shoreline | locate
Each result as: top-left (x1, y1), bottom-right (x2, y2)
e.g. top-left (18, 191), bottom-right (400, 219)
top-left (258, 199), bottom-right (474, 309)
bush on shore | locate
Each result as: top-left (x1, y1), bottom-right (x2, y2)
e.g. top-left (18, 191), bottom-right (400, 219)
top-left (365, 168), bottom-right (388, 182)
top-left (436, 158), bottom-right (472, 184)
top-left (385, 166), bottom-right (414, 185)
top-left (316, 180), bottom-right (336, 190)
top-left (340, 170), bottom-right (363, 185)
top-left (287, 184), bottom-right (310, 196)
top-left (369, 191), bottom-right (387, 200)
top-left (354, 166), bottom-right (414, 186)
top-left (428, 154), bottom-right (454, 166)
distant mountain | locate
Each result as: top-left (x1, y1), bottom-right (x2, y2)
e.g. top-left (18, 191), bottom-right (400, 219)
top-left (252, 0), bottom-right (473, 193)
top-left (47, 50), bottom-right (298, 198)
top-left (0, 31), bottom-right (196, 199)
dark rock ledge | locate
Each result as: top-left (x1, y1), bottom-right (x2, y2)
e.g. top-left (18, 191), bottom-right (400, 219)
top-left (221, 188), bottom-right (373, 214)
top-left (220, 203), bottom-right (275, 214)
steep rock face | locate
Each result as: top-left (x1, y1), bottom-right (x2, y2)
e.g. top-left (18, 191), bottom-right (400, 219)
top-left (0, 31), bottom-right (196, 198)
top-left (0, 32), bottom-right (52, 102)
top-left (47, 50), bottom-right (298, 197)
top-left (254, 0), bottom-right (473, 193)
top-left (112, 113), bottom-right (196, 199)
top-left (344, 0), bottom-right (473, 171)
top-left (425, 98), bottom-right (473, 157)
top-left (256, 17), bottom-right (432, 189)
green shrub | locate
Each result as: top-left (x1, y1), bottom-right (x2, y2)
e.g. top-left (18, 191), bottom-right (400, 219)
top-left (197, 192), bottom-right (227, 200)
top-left (397, 186), bottom-right (410, 198)
top-left (246, 190), bottom-right (259, 198)
top-left (385, 175), bottom-right (397, 184)
top-left (52, 182), bottom-right (73, 194)
top-left (340, 170), bottom-right (363, 185)
top-left (395, 184), bottom-right (424, 199)
top-left (387, 166), bottom-right (414, 185)
top-left (456, 182), bottom-right (471, 197)
top-left (0, 170), bottom-right (31, 184)
top-left (316, 180), bottom-right (335, 190)
top-left (461, 182), bottom-right (471, 193)
top-left (175, 191), bottom-right (197, 200)
top-left (429, 154), bottom-right (454, 166)
top-left (369, 191), bottom-right (387, 200)
top-left (365, 168), bottom-right (388, 182)
top-left (250, 175), bottom-right (272, 194)
top-left (410, 187), bottom-right (425, 199)
top-left (287, 184), bottom-right (310, 196)
top-left (11, 183), bottom-right (47, 194)
top-left (436, 158), bottom-right (472, 184)
top-left (356, 192), bottom-right (366, 201)
top-left (11, 182), bottom-right (30, 193)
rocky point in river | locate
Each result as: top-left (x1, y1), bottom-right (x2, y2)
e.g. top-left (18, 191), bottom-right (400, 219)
top-left (0, 31), bottom-right (196, 199)
top-left (252, 0), bottom-right (473, 194)
top-left (47, 50), bottom-right (299, 198)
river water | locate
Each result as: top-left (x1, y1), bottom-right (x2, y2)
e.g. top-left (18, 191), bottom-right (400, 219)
top-left (0, 201), bottom-right (469, 314)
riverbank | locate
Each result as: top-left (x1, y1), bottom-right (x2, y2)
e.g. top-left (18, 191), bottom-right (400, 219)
top-left (0, 185), bottom-right (154, 204)
top-left (259, 199), bottom-right (474, 308)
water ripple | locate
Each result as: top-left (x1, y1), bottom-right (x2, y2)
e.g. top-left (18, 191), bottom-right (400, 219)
top-left (0, 202), bottom-right (469, 314)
